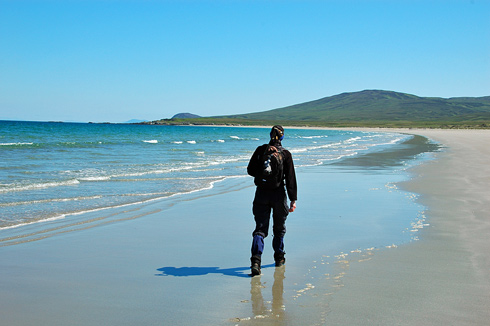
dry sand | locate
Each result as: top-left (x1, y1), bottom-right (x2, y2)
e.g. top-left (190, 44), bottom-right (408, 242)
top-left (324, 129), bottom-right (490, 325)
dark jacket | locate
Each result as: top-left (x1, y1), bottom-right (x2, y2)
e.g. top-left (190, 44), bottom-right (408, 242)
top-left (247, 141), bottom-right (297, 202)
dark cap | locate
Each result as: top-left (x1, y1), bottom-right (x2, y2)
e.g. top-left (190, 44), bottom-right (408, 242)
top-left (270, 125), bottom-right (284, 141)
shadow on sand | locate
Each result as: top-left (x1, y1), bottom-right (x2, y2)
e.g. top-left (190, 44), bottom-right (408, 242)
top-left (156, 264), bottom-right (275, 278)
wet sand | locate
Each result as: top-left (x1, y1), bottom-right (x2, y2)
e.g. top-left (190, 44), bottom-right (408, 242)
top-left (324, 129), bottom-right (490, 325)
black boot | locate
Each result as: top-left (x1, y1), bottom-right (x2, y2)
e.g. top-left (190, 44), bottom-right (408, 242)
top-left (250, 255), bottom-right (261, 276)
top-left (274, 252), bottom-right (286, 267)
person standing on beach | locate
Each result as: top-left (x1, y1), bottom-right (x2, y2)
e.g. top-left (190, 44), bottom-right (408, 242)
top-left (247, 125), bottom-right (297, 276)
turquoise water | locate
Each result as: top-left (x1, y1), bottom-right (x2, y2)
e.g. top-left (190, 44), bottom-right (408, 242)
top-left (0, 121), bottom-right (435, 240)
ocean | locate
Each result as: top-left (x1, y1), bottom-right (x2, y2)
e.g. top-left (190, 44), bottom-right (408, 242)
top-left (0, 120), bottom-right (438, 247)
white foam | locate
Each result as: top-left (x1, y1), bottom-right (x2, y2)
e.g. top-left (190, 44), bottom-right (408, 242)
top-left (0, 142), bottom-right (34, 146)
top-left (344, 136), bottom-right (361, 143)
top-left (106, 162), bottom-right (210, 179)
top-left (79, 176), bottom-right (111, 181)
top-left (0, 195), bottom-right (103, 207)
top-left (39, 175), bottom-right (243, 225)
top-left (301, 135), bottom-right (328, 139)
top-left (289, 141), bottom-right (342, 153)
top-left (0, 214), bottom-right (66, 230)
top-left (143, 140), bottom-right (158, 144)
top-left (186, 140), bottom-right (196, 144)
top-left (0, 179), bottom-right (80, 193)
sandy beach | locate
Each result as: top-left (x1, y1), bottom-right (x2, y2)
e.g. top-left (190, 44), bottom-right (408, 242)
top-left (325, 129), bottom-right (490, 325)
top-left (1, 128), bottom-right (489, 325)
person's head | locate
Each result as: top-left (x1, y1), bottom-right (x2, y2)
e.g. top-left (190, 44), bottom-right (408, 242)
top-left (270, 125), bottom-right (284, 142)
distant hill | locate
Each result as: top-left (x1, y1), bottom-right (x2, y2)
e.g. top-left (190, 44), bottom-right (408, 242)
top-left (125, 119), bottom-right (148, 123)
top-left (171, 113), bottom-right (201, 119)
top-left (221, 90), bottom-right (490, 123)
top-left (148, 90), bottom-right (490, 128)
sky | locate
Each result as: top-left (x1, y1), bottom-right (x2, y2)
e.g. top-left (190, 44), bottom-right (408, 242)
top-left (1, 0), bottom-right (489, 123)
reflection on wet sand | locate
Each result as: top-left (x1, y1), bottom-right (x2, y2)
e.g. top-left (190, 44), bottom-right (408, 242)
top-left (232, 266), bottom-right (287, 324)
top-left (250, 266), bottom-right (286, 321)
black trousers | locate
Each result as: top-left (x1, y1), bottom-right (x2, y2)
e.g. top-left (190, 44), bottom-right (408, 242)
top-left (251, 187), bottom-right (289, 258)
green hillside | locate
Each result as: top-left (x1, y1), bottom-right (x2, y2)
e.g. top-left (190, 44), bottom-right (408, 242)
top-left (150, 90), bottom-right (490, 128)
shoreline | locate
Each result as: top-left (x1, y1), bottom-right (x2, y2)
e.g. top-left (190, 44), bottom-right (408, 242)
top-left (324, 128), bottom-right (490, 325)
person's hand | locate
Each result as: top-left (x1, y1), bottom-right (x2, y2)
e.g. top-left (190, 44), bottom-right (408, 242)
top-left (269, 146), bottom-right (280, 158)
top-left (289, 201), bottom-right (296, 213)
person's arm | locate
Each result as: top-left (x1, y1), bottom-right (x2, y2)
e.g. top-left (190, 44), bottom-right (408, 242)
top-left (284, 150), bottom-right (297, 210)
top-left (247, 145), bottom-right (264, 177)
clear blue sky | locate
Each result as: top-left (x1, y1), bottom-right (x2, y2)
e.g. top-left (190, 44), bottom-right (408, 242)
top-left (1, 0), bottom-right (489, 123)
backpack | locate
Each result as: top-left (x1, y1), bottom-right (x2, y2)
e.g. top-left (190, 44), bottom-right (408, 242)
top-left (257, 145), bottom-right (284, 189)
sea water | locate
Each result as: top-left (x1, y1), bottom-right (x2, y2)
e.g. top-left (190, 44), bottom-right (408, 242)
top-left (0, 120), bottom-right (437, 245)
